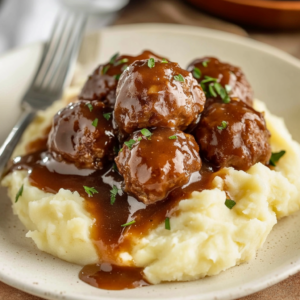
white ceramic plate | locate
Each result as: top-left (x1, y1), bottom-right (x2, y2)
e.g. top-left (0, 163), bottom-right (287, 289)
top-left (1, 24), bottom-right (300, 300)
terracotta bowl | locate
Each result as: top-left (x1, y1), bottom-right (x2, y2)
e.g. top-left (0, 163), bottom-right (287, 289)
top-left (185, 0), bottom-right (300, 30)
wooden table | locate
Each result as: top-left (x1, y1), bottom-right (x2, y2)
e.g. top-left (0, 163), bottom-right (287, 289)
top-left (2, 0), bottom-right (300, 299)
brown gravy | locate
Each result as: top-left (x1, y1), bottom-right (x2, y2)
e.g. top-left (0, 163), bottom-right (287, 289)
top-left (9, 150), bottom-right (218, 290)
top-left (80, 263), bottom-right (149, 290)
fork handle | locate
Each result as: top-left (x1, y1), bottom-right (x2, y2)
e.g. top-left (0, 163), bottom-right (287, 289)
top-left (0, 109), bottom-right (36, 176)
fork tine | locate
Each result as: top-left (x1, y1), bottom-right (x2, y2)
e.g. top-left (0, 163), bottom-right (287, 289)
top-left (33, 12), bottom-right (71, 89)
top-left (38, 13), bottom-right (75, 91)
top-left (49, 13), bottom-right (87, 92)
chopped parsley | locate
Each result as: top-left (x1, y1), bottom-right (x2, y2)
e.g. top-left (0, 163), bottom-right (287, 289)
top-left (141, 128), bottom-right (152, 139)
top-left (169, 135), bottom-right (177, 140)
top-left (148, 58), bottom-right (155, 68)
top-left (225, 84), bottom-right (232, 93)
top-left (208, 84), bottom-right (217, 97)
top-left (174, 74), bottom-right (185, 82)
top-left (113, 163), bottom-right (118, 172)
top-left (165, 217), bottom-right (171, 230)
top-left (92, 118), bottom-right (98, 127)
top-left (202, 60), bottom-right (209, 67)
top-left (193, 67), bottom-right (201, 79)
top-left (269, 150), bottom-right (286, 167)
top-left (217, 121), bottom-right (228, 130)
top-left (114, 74), bottom-right (121, 80)
top-left (109, 52), bottom-right (119, 64)
top-left (121, 220), bottom-right (136, 227)
top-left (201, 76), bottom-right (218, 84)
top-left (110, 185), bottom-right (119, 205)
top-left (83, 186), bottom-right (98, 197)
top-left (113, 146), bottom-right (119, 155)
top-left (114, 58), bottom-right (128, 66)
top-left (103, 112), bottom-right (112, 121)
top-left (85, 103), bottom-right (93, 112)
top-left (200, 77), bottom-right (231, 103)
top-left (137, 137), bottom-right (142, 141)
top-left (225, 199), bottom-right (236, 209)
top-left (161, 58), bottom-right (168, 63)
top-left (124, 139), bottom-right (136, 150)
top-left (102, 65), bottom-right (110, 74)
top-left (15, 185), bottom-right (23, 203)
top-left (214, 83), bottom-right (230, 103)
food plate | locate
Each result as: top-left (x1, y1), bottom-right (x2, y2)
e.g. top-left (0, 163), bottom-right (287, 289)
top-left (1, 23), bottom-right (300, 300)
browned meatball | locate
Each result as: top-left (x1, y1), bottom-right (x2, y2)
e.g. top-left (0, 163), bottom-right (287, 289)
top-left (114, 59), bottom-right (206, 136)
top-left (115, 127), bottom-right (201, 204)
top-left (79, 50), bottom-right (164, 109)
top-left (195, 100), bottom-right (271, 171)
top-left (187, 57), bottom-right (253, 107)
top-left (48, 101), bottom-right (118, 169)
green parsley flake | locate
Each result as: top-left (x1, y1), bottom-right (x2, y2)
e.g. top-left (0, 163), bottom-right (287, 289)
top-left (269, 150), bottom-right (286, 167)
top-left (161, 58), bottom-right (168, 63)
top-left (124, 139), bottom-right (136, 150)
top-left (202, 60), bottom-right (209, 67)
top-left (217, 121), bottom-right (228, 130)
top-left (15, 185), bottom-right (23, 203)
top-left (148, 58), bottom-right (155, 68)
top-left (113, 163), bottom-right (118, 172)
top-left (223, 95), bottom-right (231, 103)
top-left (193, 67), bottom-right (201, 79)
top-left (141, 128), bottom-right (152, 139)
top-left (214, 82), bottom-right (231, 103)
top-left (119, 148), bottom-right (123, 152)
top-left (137, 137), bottom-right (142, 141)
top-left (169, 135), bottom-right (177, 140)
top-left (201, 75), bottom-right (218, 84)
top-left (115, 58), bottom-right (129, 66)
top-left (103, 112), bottom-right (112, 121)
top-left (113, 146), bottom-right (119, 154)
top-left (225, 84), bottom-right (232, 93)
top-left (110, 185), bottom-right (119, 205)
top-left (225, 199), bottom-right (236, 209)
top-left (174, 74), bottom-right (185, 82)
top-left (165, 217), bottom-right (171, 230)
top-left (83, 186), bottom-right (98, 197)
top-left (109, 52), bottom-right (119, 64)
top-left (114, 74), bottom-right (121, 80)
top-left (92, 118), bottom-right (98, 127)
top-left (208, 84), bottom-right (217, 97)
top-left (85, 103), bottom-right (93, 112)
top-left (121, 220), bottom-right (136, 227)
top-left (102, 65), bottom-right (110, 74)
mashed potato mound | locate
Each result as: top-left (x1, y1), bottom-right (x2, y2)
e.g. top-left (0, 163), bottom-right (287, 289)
top-left (2, 93), bottom-right (300, 284)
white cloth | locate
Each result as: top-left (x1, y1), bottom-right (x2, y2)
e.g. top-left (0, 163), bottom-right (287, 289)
top-left (0, 0), bottom-right (121, 55)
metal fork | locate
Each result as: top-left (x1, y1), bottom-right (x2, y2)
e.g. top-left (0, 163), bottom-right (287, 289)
top-left (0, 11), bottom-right (87, 175)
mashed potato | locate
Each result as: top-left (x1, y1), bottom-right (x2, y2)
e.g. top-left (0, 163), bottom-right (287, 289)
top-left (2, 85), bottom-right (300, 284)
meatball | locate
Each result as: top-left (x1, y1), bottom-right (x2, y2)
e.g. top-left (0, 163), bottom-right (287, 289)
top-left (79, 50), bottom-right (164, 109)
top-left (48, 101), bottom-right (118, 169)
top-left (195, 100), bottom-right (271, 171)
top-left (115, 127), bottom-right (201, 204)
top-left (114, 59), bottom-right (206, 136)
top-left (187, 57), bottom-right (253, 106)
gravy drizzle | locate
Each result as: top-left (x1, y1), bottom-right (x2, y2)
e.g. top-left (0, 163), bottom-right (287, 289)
top-left (8, 150), bottom-right (218, 290)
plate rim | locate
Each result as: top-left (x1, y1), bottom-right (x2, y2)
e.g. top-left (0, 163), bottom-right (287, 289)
top-left (1, 22), bottom-right (300, 300)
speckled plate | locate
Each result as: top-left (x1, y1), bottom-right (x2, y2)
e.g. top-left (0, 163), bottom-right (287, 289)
top-left (1, 24), bottom-right (300, 300)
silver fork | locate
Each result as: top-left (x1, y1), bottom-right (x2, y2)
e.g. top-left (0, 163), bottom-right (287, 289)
top-left (0, 11), bottom-right (87, 175)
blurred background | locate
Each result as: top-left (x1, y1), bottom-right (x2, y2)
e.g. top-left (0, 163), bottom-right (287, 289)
top-left (1, 0), bottom-right (300, 58)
